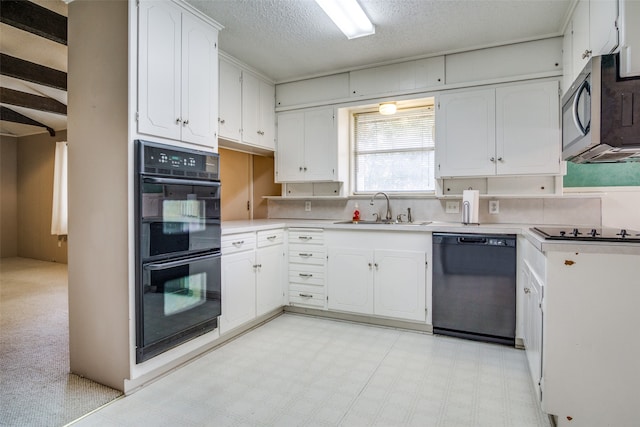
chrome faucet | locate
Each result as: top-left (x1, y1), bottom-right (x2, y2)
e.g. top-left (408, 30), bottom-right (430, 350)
top-left (370, 192), bottom-right (392, 222)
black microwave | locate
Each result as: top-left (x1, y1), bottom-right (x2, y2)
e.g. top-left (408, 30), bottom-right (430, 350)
top-left (561, 54), bottom-right (640, 163)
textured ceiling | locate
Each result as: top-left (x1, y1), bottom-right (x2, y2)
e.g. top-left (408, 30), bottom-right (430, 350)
top-left (186, 0), bottom-right (573, 83)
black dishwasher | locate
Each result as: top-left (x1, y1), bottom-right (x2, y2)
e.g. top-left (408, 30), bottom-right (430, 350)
top-left (432, 233), bottom-right (516, 346)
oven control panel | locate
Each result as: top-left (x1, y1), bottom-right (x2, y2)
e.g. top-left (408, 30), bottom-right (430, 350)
top-left (137, 140), bottom-right (220, 180)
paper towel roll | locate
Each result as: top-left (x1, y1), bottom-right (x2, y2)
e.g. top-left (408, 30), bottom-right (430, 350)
top-left (462, 190), bottom-right (479, 224)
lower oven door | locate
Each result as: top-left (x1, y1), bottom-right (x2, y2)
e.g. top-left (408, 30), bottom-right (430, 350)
top-left (137, 251), bottom-right (221, 363)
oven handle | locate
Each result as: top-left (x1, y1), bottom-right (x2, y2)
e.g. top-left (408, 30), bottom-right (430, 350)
top-left (144, 252), bottom-right (221, 271)
top-left (143, 176), bottom-right (221, 188)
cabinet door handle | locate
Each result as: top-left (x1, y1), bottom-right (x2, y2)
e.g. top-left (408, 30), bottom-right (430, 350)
top-left (232, 240), bottom-right (245, 246)
top-left (299, 293), bottom-right (313, 298)
top-left (524, 287), bottom-right (531, 294)
top-left (374, 263), bottom-right (379, 270)
top-left (299, 273), bottom-right (313, 278)
top-left (219, 118), bottom-right (225, 124)
top-left (175, 118), bottom-right (182, 124)
top-left (581, 49), bottom-right (592, 59)
top-left (498, 157), bottom-right (503, 162)
top-left (490, 157), bottom-right (496, 162)
top-left (299, 166), bottom-right (303, 171)
top-left (183, 119), bottom-right (189, 126)
top-left (298, 236), bottom-right (312, 241)
top-left (299, 253), bottom-right (313, 258)
top-left (253, 264), bottom-right (262, 269)
top-left (257, 130), bottom-right (265, 136)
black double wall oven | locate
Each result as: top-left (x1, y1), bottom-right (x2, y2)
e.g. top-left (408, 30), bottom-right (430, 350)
top-left (135, 140), bottom-right (221, 363)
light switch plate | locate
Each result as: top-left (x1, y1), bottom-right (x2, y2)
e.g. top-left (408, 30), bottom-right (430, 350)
top-left (489, 200), bottom-right (499, 214)
top-left (445, 201), bottom-right (460, 214)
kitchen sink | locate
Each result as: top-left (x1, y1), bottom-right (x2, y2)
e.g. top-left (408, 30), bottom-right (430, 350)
top-left (333, 220), bottom-right (431, 226)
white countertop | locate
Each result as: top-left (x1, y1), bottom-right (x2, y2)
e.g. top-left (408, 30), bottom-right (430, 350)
top-left (221, 219), bottom-right (640, 255)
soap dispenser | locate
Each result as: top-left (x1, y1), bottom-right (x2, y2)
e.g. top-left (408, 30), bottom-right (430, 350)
top-left (352, 203), bottom-right (360, 222)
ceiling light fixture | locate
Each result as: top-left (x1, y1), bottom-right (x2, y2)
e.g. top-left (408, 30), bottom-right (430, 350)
top-left (379, 103), bottom-right (397, 115)
top-left (315, 0), bottom-right (375, 40)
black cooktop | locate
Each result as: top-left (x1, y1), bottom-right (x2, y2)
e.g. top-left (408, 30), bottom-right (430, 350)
top-left (532, 226), bottom-right (640, 243)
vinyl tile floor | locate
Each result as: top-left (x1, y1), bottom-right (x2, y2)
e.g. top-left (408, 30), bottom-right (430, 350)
top-left (70, 314), bottom-right (551, 427)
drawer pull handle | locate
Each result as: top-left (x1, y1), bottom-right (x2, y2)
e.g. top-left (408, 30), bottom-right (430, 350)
top-left (524, 287), bottom-right (531, 294)
top-left (298, 253), bottom-right (313, 257)
top-left (232, 240), bottom-right (245, 246)
top-left (299, 293), bottom-right (313, 298)
top-left (299, 273), bottom-right (313, 278)
top-left (298, 236), bottom-right (313, 241)
top-left (267, 235), bottom-right (277, 240)
top-left (253, 264), bottom-right (262, 269)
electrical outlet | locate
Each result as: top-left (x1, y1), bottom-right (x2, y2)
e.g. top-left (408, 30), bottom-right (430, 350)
top-left (489, 200), bottom-right (499, 214)
top-left (304, 201), bottom-right (311, 212)
top-left (445, 201), bottom-right (460, 214)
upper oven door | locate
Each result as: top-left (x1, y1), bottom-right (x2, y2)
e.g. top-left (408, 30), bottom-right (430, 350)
top-left (139, 177), bottom-right (221, 261)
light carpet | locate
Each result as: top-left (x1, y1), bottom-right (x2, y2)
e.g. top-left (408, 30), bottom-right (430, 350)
top-left (0, 257), bottom-right (122, 427)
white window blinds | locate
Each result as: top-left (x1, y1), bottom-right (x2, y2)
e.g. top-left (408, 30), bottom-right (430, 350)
top-left (354, 106), bottom-right (435, 192)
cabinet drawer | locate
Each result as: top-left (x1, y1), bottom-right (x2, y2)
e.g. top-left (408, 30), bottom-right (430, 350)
top-left (222, 232), bottom-right (256, 254)
top-left (288, 290), bottom-right (325, 308)
top-left (288, 228), bottom-right (324, 245)
top-left (257, 229), bottom-right (284, 248)
top-left (289, 247), bottom-right (326, 265)
top-left (289, 269), bottom-right (325, 286)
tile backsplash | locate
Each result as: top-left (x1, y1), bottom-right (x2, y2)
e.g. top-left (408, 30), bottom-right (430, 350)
top-left (267, 196), bottom-right (603, 226)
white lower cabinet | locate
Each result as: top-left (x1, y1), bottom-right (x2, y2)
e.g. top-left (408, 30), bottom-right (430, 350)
top-left (220, 229), bottom-right (284, 334)
top-left (287, 228), bottom-right (326, 309)
top-left (256, 237), bottom-right (285, 316)
top-left (326, 231), bottom-right (428, 322)
top-left (521, 259), bottom-right (544, 401)
top-left (326, 247), bottom-right (373, 314)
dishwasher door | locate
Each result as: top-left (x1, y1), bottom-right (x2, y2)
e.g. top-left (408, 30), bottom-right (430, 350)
top-left (432, 233), bottom-right (516, 346)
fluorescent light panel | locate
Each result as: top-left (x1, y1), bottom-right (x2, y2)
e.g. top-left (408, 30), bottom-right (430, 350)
top-left (315, 0), bottom-right (375, 39)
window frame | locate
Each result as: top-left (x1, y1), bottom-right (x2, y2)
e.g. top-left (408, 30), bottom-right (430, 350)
top-left (350, 102), bottom-right (437, 196)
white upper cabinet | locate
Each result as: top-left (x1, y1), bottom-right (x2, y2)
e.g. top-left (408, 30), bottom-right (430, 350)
top-left (564, 0), bottom-right (618, 88)
top-left (242, 72), bottom-right (276, 150)
top-left (619, 0), bottom-right (640, 77)
top-left (138, 1), bottom-right (219, 149)
top-left (495, 81), bottom-right (561, 175)
top-left (218, 58), bottom-right (242, 142)
top-left (436, 88), bottom-right (496, 177)
top-left (436, 81), bottom-right (560, 178)
top-left (218, 57), bottom-right (276, 152)
top-left (276, 107), bottom-right (346, 182)
top-left (350, 57), bottom-right (445, 98)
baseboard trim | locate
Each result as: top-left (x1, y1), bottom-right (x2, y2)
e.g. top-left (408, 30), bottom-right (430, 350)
top-left (284, 306), bottom-right (434, 333)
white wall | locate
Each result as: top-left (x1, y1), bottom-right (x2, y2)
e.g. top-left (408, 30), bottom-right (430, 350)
top-left (67, 0), bottom-right (130, 391)
top-left (267, 196), bottom-right (603, 227)
top-left (600, 188), bottom-right (640, 229)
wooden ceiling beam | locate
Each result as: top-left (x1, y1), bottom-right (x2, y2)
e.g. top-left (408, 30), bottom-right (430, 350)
top-left (0, 87), bottom-right (67, 115)
top-left (0, 106), bottom-right (56, 136)
top-left (0, 0), bottom-right (67, 45)
top-left (0, 53), bottom-right (67, 91)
